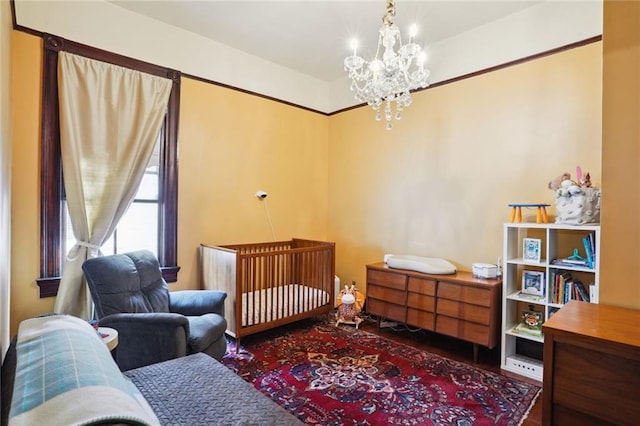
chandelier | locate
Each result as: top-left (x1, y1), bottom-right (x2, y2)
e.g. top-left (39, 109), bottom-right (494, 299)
top-left (344, 0), bottom-right (430, 130)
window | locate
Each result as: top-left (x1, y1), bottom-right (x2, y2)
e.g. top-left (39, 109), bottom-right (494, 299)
top-left (62, 139), bottom-right (161, 257)
top-left (37, 33), bottom-right (181, 298)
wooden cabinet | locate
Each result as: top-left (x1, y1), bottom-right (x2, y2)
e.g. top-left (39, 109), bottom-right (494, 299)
top-left (366, 263), bottom-right (502, 362)
top-left (542, 301), bottom-right (640, 426)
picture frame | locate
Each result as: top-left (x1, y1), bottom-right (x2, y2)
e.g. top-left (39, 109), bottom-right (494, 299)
top-left (523, 237), bottom-right (542, 262)
top-left (522, 270), bottom-right (545, 297)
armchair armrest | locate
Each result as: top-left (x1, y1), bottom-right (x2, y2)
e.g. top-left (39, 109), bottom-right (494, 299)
top-left (169, 290), bottom-right (226, 317)
top-left (99, 312), bottom-right (189, 371)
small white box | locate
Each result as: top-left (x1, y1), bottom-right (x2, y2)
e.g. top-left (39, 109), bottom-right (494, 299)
top-left (504, 355), bottom-right (543, 381)
top-left (472, 263), bottom-right (498, 278)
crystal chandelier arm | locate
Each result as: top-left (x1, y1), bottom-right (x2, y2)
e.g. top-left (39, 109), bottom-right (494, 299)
top-left (373, 31), bottom-right (384, 62)
top-left (349, 77), bottom-right (369, 94)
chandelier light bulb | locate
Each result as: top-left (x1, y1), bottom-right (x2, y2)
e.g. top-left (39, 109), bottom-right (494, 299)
top-left (350, 38), bottom-right (359, 56)
top-left (417, 51), bottom-right (427, 66)
top-left (409, 23), bottom-right (418, 40)
top-left (370, 59), bottom-right (384, 73)
top-left (344, 0), bottom-right (430, 130)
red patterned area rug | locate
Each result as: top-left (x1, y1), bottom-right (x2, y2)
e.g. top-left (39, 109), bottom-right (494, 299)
top-left (222, 320), bottom-right (540, 425)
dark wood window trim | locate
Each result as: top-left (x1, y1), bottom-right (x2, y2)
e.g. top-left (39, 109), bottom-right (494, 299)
top-left (36, 33), bottom-right (181, 298)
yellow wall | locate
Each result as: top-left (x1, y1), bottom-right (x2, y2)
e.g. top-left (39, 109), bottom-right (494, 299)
top-left (600, 0), bottom-right (640, 307)
top-left (329, 43), bottom-right (603, 292)
top-left (11, 32), bottom-right (50, 331)
top-left (10, 31), bottom-right (607, 333)
top-left (1, 0), bottom-right (14, 356)
top-left (9, 32), bottom-right (329, 334)
top-left (176, 78), bottom-right (329, 288)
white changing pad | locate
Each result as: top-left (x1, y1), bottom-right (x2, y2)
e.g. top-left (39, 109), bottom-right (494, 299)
top-left (385, 254), bottom-right (456, 275)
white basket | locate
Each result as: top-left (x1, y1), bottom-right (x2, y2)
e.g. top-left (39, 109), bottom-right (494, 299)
top-left (555, 187), bottom-right (601, 225)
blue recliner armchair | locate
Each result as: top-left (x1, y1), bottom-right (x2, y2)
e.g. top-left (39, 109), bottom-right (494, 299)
top-left (82, 250), bottom-right (227, 371)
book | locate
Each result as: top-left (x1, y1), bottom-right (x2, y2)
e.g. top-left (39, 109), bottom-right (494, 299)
top-left (548, 270), bottom-right (556, 303)
top-left (564, 279), bottom-right (572, 304)
top-left (549, 270), bottom-right (557, 303)
top-left (588, 232), bottom-right (596, 264)
top-left (552, 271), bottom-right (573, 304)
top-left (559, 258), bottom-right (588, 265)
top-left (583, 236), bottom-right (594, 269)
top-left (512, 323), bottom-right (543, 337)
top-left (589, 283), bottom-right (598, 303)
top-left (574, 280), bottom-right (590, 302)
top-left (515, 291), bottom-right (545, 302)
top-left (550, 258), bottom-right (590, 268)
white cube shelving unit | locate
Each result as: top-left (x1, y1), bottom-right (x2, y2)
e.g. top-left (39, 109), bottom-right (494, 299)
top-left (500, 222), bottom-right (600, 382)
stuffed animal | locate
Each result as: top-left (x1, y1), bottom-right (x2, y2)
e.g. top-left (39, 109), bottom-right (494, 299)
top-left (550, 167), bottom-right (593, 197)
top-left (559, 178), bottom-right (582, 197)
top-left (336, 283), bottom-right (363, 328)
top-left (548, 172), bottom-right (571, 191)
top-left (573, 166), bottom-right (593, 187)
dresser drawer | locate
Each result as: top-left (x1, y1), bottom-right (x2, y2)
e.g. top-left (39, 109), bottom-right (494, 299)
top-left (407, 293), bottom-right (435, 312)
top-left (435, 316), bottom-right (492, 347)
top-left (436, 299), bottom-right (490, 325)
top-left (437, 282), bottom-right (492, 307)
top-left (367, 269), bottom-right (406, 291)
top-left (368, 284), bottom-right (405, 305)
top-left (407, 277), bottom-right (436, 296)
top-left (367, 298), bottom-right (405, 323)
top-left (407, 308), bottom-right (435, 330)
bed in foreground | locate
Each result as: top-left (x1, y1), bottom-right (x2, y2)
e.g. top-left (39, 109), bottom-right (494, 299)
top-left (200, 238), bottom-right (335, 349)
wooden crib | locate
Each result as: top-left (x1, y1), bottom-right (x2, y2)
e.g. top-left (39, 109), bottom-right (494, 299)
top-left (200, 238), bottom-right (335, 349)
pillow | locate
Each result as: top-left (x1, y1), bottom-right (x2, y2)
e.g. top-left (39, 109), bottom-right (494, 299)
top-left (8, 315), bottom-right (159, 426)
top-left (385, 254), bottom-right (457, 275)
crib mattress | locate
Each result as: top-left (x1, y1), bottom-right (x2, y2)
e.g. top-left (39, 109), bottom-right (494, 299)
top-left (241, 284), bottom-right (330, 327)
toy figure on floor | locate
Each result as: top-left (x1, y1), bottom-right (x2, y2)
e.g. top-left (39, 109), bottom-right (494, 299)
top-left (336, 283), bottom-right (363, 329)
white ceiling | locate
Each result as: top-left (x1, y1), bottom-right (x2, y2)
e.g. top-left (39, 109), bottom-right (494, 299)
top-left (14, 0), bottom-right (601, 111)
top-left (110, 1), bottom-right (543, 83)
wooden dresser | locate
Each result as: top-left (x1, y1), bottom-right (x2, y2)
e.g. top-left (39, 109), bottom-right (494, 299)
top-left (366, 262), bottom-right (502, 362)
top-left (542, 301), bottom-right (640, 426)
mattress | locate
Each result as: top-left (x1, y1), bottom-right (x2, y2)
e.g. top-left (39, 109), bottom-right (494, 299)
top-left (241, 284), bottom-right (330, 327)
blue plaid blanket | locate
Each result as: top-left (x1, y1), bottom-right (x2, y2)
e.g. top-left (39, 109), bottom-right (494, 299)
top-left (9, 315), bottom-right (158, 426)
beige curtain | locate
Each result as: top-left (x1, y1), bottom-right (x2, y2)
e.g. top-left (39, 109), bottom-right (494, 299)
top-left (54, 52), bottom-right (172, 319)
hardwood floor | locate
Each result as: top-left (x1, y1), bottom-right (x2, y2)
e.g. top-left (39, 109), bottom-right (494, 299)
top-left (356, 317), bottom-right (542, 426)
